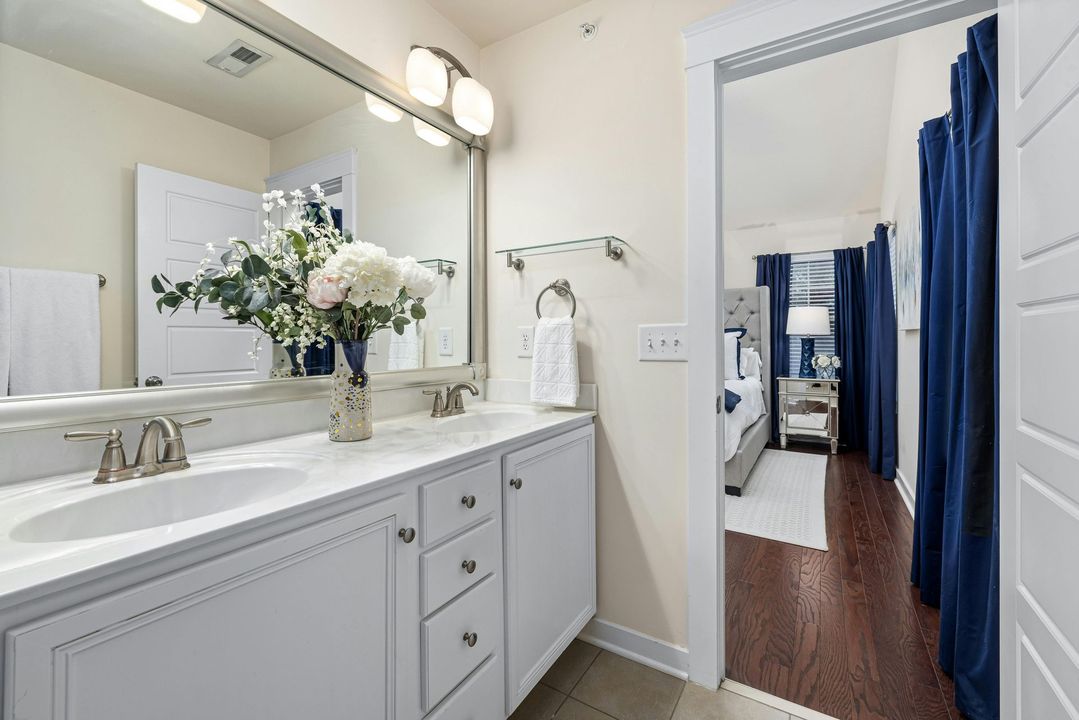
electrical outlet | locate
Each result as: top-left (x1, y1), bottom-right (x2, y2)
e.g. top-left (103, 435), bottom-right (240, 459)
top-left (437, 327), bottom-right (453, 356)
top-left (517, 326), bottom-right (534, 357)
top-left (638, 324), bottom-right (689, 361)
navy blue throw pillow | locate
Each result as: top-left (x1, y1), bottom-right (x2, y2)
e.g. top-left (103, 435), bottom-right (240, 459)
top-left (724, 388), bottom-right (742, 413)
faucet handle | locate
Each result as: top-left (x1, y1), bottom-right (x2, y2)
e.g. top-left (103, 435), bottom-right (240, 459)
top-left (423, 388), bottom-right (446, 417)
top-left (64, 428), bottom-right (122, 443)
top-left (65, 428), bottom-right (128, 482)
top-left (179, 417), bottom-right (213, 429)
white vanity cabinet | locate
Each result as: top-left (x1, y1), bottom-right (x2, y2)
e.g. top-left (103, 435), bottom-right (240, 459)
top-left (502, 425), bottom-right (596, 712)
top-left (4, 495), bottom-right (412, 720)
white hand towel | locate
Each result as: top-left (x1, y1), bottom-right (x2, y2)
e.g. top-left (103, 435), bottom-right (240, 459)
top-left (0, 268), bottom-right (10, 397)
top-left (530, 316), bottom-right (579, 407)
top-left (7, 268), bottom-right (101, 396)
top-left (387, 321), bottom-right (424, 370)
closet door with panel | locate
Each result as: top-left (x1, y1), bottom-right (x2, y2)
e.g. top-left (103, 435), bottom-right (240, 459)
top-left (502, 424), bottom-right (596, 712)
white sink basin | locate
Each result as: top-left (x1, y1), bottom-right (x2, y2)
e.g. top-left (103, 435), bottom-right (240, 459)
top-left (435, 410), bottom-right (541, 434)
top-left (11, 462), bottom-right (308, 543)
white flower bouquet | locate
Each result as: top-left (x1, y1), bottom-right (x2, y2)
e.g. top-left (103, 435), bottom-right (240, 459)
top-left (812, 354), bottom-right (841, 379)
top-left (151, 185), bottom-right (437, 362)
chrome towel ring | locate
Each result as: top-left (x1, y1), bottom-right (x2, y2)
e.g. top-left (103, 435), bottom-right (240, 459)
top-left (536, 278), bottom-right (576, 319)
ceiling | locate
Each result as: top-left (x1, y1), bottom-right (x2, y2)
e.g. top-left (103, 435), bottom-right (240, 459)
top-left (0, 0), bottom-right (365, 139)
top-left (723, 37), bottom-right (900, 230)
top-left (423, 0), bottom-right (592, 47)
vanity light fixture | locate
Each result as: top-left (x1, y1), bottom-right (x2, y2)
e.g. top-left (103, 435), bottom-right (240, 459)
top-left (413, 117), bottom-right (451, 147)
top-left (406, 45), bottom-right (494, 136)
top-left (141, 0), bottom-right (206, 23)
top-left (364, 92), bottom-right (404, 123)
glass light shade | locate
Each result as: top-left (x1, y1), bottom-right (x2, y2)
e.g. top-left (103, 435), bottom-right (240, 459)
top-left (451, 77), bottom-right (494, 135)
top-left (364, 92), bottom-right (404, 123)
top-left (406, 47), bottom-right (448, 107)
top-left (140, 0), bottom-right (206, 23)
top-left (786, 306), bottom-right (831, 336)
top-left (412, 117), bottom-right (450, 147)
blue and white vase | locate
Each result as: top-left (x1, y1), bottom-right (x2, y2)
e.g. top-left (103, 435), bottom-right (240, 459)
top-left (329, 340), bottom-right (372, 442)
top-left (816, 365), bottom-right (836, 380)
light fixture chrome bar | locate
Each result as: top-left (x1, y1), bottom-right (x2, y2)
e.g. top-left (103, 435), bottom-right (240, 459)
top-left (411, 45), bottom-right (474, 79)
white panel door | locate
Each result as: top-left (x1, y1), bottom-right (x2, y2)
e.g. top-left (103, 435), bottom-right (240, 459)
top-left (136, 164), bottom-right (267, 387)
top-left (999, 1), bottom-right (1079, 717)
top-left (503, 425), bottom-right (595, 713)
top-left (4, 496), bottom-right (410, 720)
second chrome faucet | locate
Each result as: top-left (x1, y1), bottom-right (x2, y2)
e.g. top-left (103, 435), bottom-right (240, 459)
top-left (424, 382), bottom-right (479, 418)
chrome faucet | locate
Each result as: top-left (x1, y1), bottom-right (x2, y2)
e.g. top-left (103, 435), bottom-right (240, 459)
top-left (424, 382), bottom-right (479, 418)
top-left (64, 416), bottom-right (212, 484)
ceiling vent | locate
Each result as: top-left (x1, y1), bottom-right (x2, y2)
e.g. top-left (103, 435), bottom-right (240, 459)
top-left (206, 40), bottom-right (272, 78)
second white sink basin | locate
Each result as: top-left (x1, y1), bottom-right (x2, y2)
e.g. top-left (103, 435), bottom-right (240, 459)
top-left (435, 410), bottom-right (541, 434)
top-left (11, 461), bottom-right (308, 543)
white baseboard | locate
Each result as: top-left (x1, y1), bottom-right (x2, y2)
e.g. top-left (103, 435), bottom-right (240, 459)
top-left (895, 468), bottom-right (915, 518)
top-left (720, 679), bottom-right (839, 720)
top-left (577, 618), bottom-right (689, 680)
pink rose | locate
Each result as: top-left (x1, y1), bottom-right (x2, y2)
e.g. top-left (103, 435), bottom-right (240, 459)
top-left (306, 273), bottom-right (347, 309)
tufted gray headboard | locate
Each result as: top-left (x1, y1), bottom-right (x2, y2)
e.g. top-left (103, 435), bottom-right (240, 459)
top-left (723, 286), bottom-right (772, 415)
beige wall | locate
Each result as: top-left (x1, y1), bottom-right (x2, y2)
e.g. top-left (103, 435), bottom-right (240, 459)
top-left (878, 13), bottom-right (991, 502)
top-left (480, 0), bottom-right (740, 648)
top-left (0, 43), bottom-right (269, 390)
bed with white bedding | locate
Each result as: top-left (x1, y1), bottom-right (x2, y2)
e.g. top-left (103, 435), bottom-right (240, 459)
top-left (723, 287), bottom-right (771, 496)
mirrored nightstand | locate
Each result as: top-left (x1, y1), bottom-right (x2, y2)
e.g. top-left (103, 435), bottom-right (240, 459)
top-left (778, 377), bottom-right (839, 454)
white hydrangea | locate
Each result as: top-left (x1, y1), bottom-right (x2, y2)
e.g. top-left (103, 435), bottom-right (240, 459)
top-left (323, 241), bottom-right (403, 307)
top-left (397, 257), bottom-right (438, 299)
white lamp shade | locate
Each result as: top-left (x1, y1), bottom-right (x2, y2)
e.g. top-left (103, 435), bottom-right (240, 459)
top-left (451, 77), bottom-right (494, 135)
top-left (364, 92), bottom-right (404, 122)
top-left (413, 117), bottom-right (450, 147)
top-left (406, 47), bottom-right (448, 107)
top-left (787, 306), bottom-right (830, 336)
top-left (141, 0), bottom-right (206, 23)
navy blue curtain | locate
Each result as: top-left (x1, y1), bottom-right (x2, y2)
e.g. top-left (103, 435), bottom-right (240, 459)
top-left (755, 254), bottom-right (790, 442)
top-left (833, 248), bottom-right (867, 449)
top-left (911, 16), bottom-right (999, 720)
top-left (865, 227), bottom-right (898, 479)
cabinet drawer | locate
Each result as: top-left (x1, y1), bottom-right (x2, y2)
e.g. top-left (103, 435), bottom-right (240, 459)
top-left (421, 518), bottom-right (500, 616)
top-left (425, 655), bottom-right (504, 720)
top-left (780, 378), bottom-right (837, 396)
top-left (422, 574), bottom-right (501, 711)
top-left (421, 460), bottom-right (499, 545)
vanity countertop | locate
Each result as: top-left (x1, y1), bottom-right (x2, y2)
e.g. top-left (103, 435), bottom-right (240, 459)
top-left (0, 402), bottom-right (594, 607)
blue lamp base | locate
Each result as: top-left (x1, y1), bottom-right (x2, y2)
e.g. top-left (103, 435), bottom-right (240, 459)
top-left (798, 337), bottom-right (816, 378)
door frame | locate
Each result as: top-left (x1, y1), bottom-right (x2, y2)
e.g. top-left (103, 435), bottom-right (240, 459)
top-left (682, 0), bottom-right (999, 689)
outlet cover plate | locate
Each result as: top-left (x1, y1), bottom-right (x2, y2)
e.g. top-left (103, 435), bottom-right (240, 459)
top-left (437, 327), bottom-right (453, 356)
top-left (517, 326), bottom-right (534, 357)
top-left (638, 324), bottom-right (688, 361)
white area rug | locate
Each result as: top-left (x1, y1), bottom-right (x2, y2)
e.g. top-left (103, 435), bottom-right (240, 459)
top-left (725, 449), bottom-right (828, 551)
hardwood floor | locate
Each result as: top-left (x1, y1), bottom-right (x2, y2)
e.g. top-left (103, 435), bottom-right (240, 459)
top-left (725, 448), bottom-right (960, 720)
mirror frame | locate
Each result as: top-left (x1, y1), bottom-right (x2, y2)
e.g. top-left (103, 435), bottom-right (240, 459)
top-left (0, 0), bottom-right (487, 432)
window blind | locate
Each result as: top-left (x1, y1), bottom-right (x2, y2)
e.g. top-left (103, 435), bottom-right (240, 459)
top-left (788, 251), bottom-right (836, 372)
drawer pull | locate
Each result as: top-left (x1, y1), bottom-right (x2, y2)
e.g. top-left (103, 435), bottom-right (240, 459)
top-left (463, 632), bottom-right (478, 647)
top-left (461, 494), bottom-right (477, 509)
top-left (398, 527), bottom-right (416, 544)
top-left (462, 559), bottom-right (477, 574)
top-left (509, 477), bottom-right (523, 490)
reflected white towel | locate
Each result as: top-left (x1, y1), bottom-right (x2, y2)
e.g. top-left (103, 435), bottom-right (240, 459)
top-left (7, 269), bottom-right (100, 395)
top-left (387, 321), bottom-right (424, 370)
top-left (530, 316), bottom-right (579, 407)
top-left (0, 268), bottom-right (10, 397)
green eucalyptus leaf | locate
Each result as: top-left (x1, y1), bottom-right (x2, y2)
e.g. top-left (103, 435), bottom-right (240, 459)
top-left (207, 287), bottom-right (221, 303)
top-left (155, 297), bottom-right (165, 313)
top-left (249, 289), bottom-right (270, 312)
top-left (410, 303), bottom-right (427, 320)
top-left (151, 275), bottom-right (165, 294)
top-left (241, 255), bottom-right (271, 279)
top-left (161, 293), bottom-right (183, 309)
top-left (219, 281), bottom-right (239, 301)
top-left (193, 296), bottom-right (203, 313)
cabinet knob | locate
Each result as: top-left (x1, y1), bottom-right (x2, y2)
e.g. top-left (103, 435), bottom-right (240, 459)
top-left (509, 477), bottom-right (523, 490)
top-left (461, 494), bottom-right (477, 509)
top-left (462, 559), bottom-right (477, 574)
top-left (463, 632), bottom-right (478, 647)
top-left (398, 527), bottom-right (416, 544)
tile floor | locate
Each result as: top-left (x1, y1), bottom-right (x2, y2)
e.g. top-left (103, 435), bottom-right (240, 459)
top-left (511, 640), bottom-right (816, 720)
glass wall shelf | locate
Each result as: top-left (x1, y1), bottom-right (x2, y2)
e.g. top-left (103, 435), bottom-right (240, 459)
top-left (418, 258), bottom-right (456, 278)
top-left (494, 236), bottom-right (626, 271)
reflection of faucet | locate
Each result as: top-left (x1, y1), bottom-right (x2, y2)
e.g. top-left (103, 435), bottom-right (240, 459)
top-left (64, 416), bottom-right (212, 484)
top-left (424, 382), bottom-right (479, 418)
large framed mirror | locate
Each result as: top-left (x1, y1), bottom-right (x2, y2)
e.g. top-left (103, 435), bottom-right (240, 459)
top-left (0, 0), bottom-right (484, 408)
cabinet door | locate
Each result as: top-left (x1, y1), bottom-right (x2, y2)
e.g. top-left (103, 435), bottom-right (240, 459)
top-left (503, 424), bottom-right (596, 712)
top-left (5, 495), bottom-right (412, 720)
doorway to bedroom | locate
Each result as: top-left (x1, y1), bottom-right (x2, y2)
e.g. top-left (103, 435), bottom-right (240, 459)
top-left (718, 10), bottom-right (995, 719)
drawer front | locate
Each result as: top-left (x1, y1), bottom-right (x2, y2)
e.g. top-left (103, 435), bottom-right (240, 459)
top-left (421, 460), bottom-right (500, 545)
top-left (425, 655), bottom-right (504, 720)
top-left (781, 378), bottom-right (837, 396)
top-left (421, 518), bottom-right (500, 616)
top-left (422, 574), bottom-right (501, 711)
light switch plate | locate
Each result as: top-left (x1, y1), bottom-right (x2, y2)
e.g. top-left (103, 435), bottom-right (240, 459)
top-left (437, 327), bottom-right (453, 356)
top-left (516, 326), bottom-right (534, 357)
top-left (638, 324), bottom-right (688, 361)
